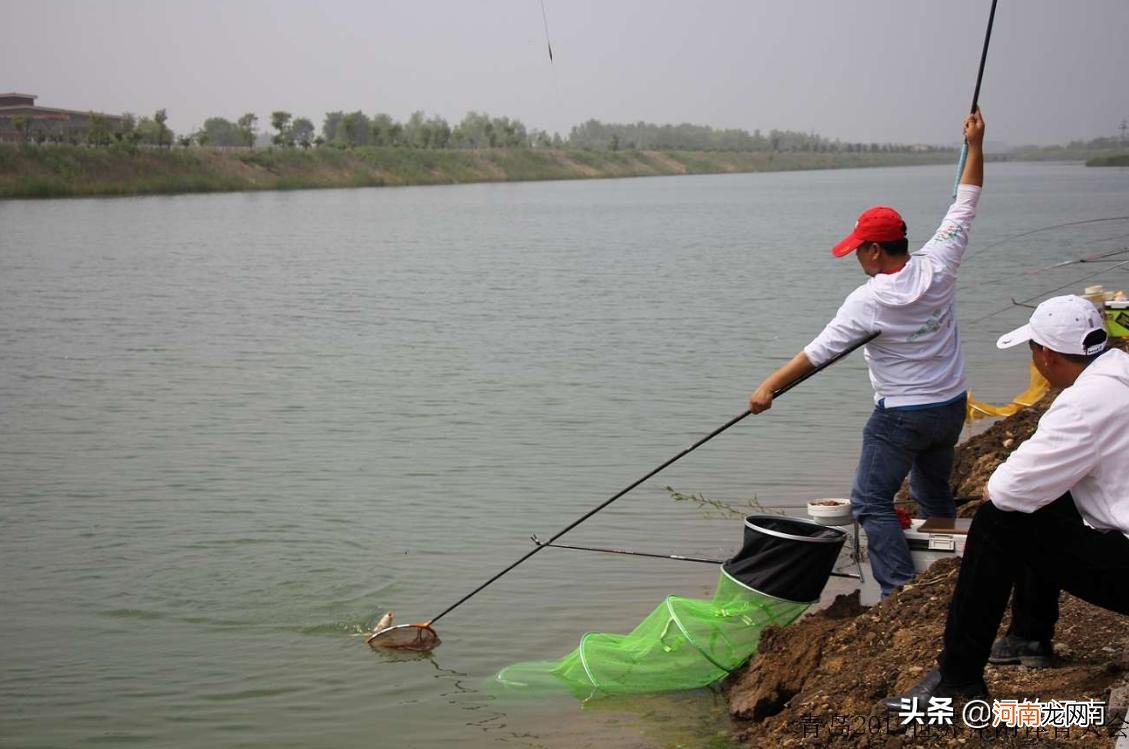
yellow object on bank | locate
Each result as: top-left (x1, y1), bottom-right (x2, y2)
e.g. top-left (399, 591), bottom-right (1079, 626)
top-left (966, 363), bottom-right (1050, 424)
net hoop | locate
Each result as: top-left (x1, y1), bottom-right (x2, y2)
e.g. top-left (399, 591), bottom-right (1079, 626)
top-left (365, 623), bottom-right (441, 651)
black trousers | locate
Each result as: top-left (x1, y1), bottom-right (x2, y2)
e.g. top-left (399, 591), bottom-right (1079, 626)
top-left (938, 493), bottom-right (1129, 685)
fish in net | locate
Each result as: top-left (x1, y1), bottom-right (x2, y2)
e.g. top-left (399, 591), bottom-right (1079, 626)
top-left (366, 613), bottom-right (441, 651)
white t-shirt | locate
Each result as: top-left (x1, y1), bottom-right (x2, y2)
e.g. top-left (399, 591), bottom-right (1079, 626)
top-left (804, 185), bottom-right (981, 407)
top-left (987, 348), bottom-right (1129, 538)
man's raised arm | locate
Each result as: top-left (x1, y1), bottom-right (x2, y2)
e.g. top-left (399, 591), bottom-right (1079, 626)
top-left (960, 109), bottom-right (985, 188)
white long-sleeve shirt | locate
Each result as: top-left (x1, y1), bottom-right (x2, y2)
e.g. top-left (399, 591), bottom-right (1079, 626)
top-left (804, 185), bottom-right (981, 407)
top-left (987, 348), bottom-right (1129, 539)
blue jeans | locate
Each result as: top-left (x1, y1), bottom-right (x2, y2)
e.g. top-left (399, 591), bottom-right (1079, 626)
top-left (851, 396), bottom-right (966, 597)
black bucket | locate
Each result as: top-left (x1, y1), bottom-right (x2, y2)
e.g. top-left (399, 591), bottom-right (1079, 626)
top-left (722, 514), bottom-right (846, 603)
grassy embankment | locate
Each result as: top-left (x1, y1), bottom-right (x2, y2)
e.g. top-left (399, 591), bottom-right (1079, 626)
top-left (1086, 152), bottom-right (1129, 167)
top-left (1004, 143), bottom-right (1129, 165)
top-left (0, 144), bottom-right (958, 199)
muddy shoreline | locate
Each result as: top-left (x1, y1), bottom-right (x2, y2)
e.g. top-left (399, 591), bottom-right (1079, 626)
top-left (724, 380), bottom-right (1129, 747)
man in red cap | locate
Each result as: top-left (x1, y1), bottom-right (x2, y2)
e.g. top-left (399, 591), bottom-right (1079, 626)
top-left (749, 110), bottom-right (986, 598)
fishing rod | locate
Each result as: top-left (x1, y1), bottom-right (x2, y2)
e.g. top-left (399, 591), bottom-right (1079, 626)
top-left (952, 0), bottom-right (998, 199)
top-left (960, 244), bottom-right (1129, 295)
top-left (968, 257), bottom-right (1129, 325)
top-left (1034, 246), bottom-right (1129, 267)
top-left (539, 0), bottom-right (553, 62)
top-left (529, 535), bottom-right (863, 580)
top-left (366, 330), bottom-right (880, 650)
top-left (530, 534), bottom-right (722, 564)
top-left (968, 215), bottom-right (1129, 260)
top-left (1020, 246), bottom-right (1129, 277)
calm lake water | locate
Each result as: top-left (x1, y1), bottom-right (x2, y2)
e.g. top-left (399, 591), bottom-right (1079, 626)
top-left (2, 163), bottom-right (1128, 748)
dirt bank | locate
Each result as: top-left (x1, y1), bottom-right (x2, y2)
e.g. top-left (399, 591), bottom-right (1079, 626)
top-left (726, 384), bottom-right (1129, 747)
top-left (0, 143), bottom-right (956, 199)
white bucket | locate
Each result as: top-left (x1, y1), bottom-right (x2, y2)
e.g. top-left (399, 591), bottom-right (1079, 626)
top-left (807, 498), bottom-right (853, 525)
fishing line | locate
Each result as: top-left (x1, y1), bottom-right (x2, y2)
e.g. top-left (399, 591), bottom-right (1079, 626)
top-left (968, 215), bottom-right (1129, 259)
top-left (529, 536), bottom-right (863, 579)
top-left (960, 218), bottom-right (1129, 293)
top-left (1020, 246), bottom-right (1129, 276)
top-left (961, 244), bottom-right (1129, 294)
top-left (1081, 231), bottom-right (1129, 247)
top-left (531, 535), bottom-right (722, 564)
top-left (967, 258), bottom-right (1129, 325)
top-left (535, 0), bottom-right (567, 148)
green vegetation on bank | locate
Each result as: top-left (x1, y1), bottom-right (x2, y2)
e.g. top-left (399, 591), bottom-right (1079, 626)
top-left (3, 103), bottom-right (1123, 198)
top-left (1086, 153), bottom-right (1129, 167)
top-left (0, 105), bottom-right (961, 198)
top-left (0, 144), bottom-right (960, 199)
top-left (1007, 129), bottom-right (1129, 164)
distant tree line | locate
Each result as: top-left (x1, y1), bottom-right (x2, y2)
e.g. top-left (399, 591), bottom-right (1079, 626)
top-left (184, 110), bottom-right (565, 150)
top-left (567, 119), bottom-right (949, 154)
top-left (1014, 131), bottom-right (1128, 154)
top-left (0, 103), bottom-right (954, 154)
top-left (193, 113), bottom-right (260, 148)
top-left (2, 108), bottom-right (173, 148)
top-left (27, 107), bottom-right (1125, 155)
top-left (1008, 128), bottom-right (1129, 162)
top-left (316, 110), bottom-right (545, 149)
top-left (2, 107), bottom-right (942, 154)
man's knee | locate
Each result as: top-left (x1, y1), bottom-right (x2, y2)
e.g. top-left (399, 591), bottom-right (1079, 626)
top-left (851, 496), bottom-right (897, 524)
top-left (964, 500), bottom-right (1030, 556)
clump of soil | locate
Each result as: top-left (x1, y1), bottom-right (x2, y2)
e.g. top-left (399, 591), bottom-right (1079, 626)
top-left (727, 389), bottom-right (1129, 747)
top-left (947, 395), bottom-right (1053, 513)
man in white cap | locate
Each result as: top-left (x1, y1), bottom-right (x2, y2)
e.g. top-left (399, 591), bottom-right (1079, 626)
top-left (884, 294), bottom-right (1129, 706)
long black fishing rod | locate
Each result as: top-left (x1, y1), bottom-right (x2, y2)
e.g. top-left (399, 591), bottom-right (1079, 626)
top-left (968, 0), bottom-right (997, 113)
top-left (952, 0), bottom-right (998, 199)
top-left (415, 330), bottom-right (880, 631)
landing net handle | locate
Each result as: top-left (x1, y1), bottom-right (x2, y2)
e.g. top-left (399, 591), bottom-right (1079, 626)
top-left (421, 330), bottom-right (880, 631)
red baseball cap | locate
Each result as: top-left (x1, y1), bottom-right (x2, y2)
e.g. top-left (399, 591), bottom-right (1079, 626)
top-left (831, 206), bottom-right (906, 257)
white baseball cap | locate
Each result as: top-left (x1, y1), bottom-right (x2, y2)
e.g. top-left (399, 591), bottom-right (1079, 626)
top-left (996, 294), bottom-right (1108, 355)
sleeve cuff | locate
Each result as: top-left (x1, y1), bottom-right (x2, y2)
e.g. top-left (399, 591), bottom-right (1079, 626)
top-left (802, 342), bottom-right (828, 368)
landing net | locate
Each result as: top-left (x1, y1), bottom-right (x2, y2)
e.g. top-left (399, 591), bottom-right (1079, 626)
top-left (497, 515), bottom-right (845, 697)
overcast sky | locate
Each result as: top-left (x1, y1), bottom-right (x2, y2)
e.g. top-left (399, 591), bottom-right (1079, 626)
top-left (3, 0), bottom-right (1127, 146)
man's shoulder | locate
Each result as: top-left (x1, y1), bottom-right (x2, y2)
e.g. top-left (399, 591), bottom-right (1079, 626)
top-left (1100, 347), bottom-right (1129, 366)
top-left (1052, 349), bottom-right (1129, 414)
top-left (837, 284), bottom-right (879, 316)
top-left (1079, 348), bottom-right (1129, 386)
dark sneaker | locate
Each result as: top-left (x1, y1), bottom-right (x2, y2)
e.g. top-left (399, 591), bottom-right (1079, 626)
top-left (881, 669), bottom-right (989, 712)
top-left (988, 634), bottom-right (1052, 668)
